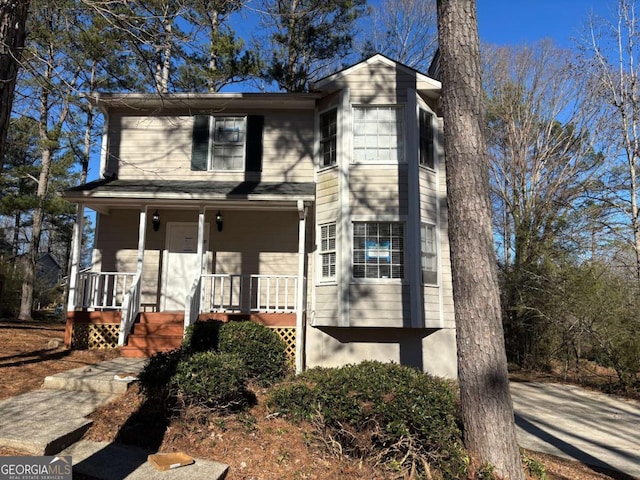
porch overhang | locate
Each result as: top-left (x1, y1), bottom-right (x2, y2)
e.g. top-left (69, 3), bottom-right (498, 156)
top-left (61, 179), bottom-right (316, 213)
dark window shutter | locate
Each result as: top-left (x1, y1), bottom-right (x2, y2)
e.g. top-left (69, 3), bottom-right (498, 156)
top-left (419, 110), bottom-right (434, 169)
top-left (191, 115), bottom-right (210, 171)
top-left (246, 115), bottom-right (264, 172)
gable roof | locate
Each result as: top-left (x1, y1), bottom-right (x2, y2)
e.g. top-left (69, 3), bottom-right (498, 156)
top-left (311, 54), bottom-right (441, 96)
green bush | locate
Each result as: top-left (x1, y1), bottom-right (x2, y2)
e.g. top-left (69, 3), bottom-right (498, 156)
top-left (171, 351), bottom-right (251, 411)
top-left (218, 321), bottom-right (290, 386)
top-left (181, 320), bottom-right (221, 354)
top-left (268, 361), bottom-right (466, 479)
top-left (137, 348), bottom-right (183, 406)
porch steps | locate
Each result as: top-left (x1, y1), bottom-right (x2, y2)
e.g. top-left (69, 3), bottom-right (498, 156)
top-left (120, 312), bottom-right (184, 358)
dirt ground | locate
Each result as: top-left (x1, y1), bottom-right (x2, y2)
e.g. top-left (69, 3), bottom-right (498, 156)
top-left (0, 318), bottom-right (633, 479)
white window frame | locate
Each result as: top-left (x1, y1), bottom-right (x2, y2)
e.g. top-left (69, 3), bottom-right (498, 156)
top-left (352, 221), bottom-right (405, 280)
top-left (319, 108), bottom-right (338, 169)
top-left (319, 222), bottom-right (337, 282)
top-left (353, 105), bottom-right (405, 164)
top-left (421, 223), bottom-right (438, 285)
top-left (209, 116), bottom-right (247, 172)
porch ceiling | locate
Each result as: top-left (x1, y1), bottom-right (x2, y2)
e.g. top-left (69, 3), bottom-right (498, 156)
top-left (61, 179), bottom-right (315, 211)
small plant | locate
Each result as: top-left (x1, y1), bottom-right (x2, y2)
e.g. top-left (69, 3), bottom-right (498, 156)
top-left (218, 320), bottom-right (290, 386)
top-left (137, 348), bottom-right (183, 407)
top-left (522, 451), bottom-right (547, 479)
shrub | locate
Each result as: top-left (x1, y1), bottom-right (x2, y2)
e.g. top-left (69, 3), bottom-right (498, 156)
top-left (171, 351), bottom-right (251, 412)
top-left (137, 348), bottom-right (183, 407)
top-left (218, 321), bottom-right (290, 386)
top-left (181, 320), bottom-right (222, 354)
top-left (268, 361), bottom-right (466, 479)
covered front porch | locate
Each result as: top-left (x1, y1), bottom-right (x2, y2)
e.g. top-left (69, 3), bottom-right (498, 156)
top-left (62, 180), bottom-right (314, 371)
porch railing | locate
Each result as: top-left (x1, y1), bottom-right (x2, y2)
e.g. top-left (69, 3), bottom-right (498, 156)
top-left (74, 271), bottom-right (136, 310)
top-left (184, 275), bottom-right (203, 331)
top-left (200, 274), bottom-right (298, 314)
top-left (118, 272), bottom-right (142, 346)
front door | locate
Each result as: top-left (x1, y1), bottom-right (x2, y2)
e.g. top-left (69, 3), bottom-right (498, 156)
top-left (162, 222), bottom-right (209, 311)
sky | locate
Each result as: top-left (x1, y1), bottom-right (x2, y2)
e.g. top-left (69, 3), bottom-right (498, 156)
top-left (477, 0), bottom-right (615, 47)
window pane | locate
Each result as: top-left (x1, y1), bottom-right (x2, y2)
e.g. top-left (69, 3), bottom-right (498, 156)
top-left (353, 222), bottom-right (404, 279)
top-left (421, 224), bottom-right (437, 284)
top-left (211, 117), bottom-right (246, 170)
top-left (354, 106), bottom-right (404, 163)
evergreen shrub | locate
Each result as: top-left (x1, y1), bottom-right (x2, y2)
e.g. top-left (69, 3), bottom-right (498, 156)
top-left (171, 351), bottom-right (250, 411)
top-left (267, 361), bottom-right (466, 479)
top-left (218, 320), bottom-right (290, 386)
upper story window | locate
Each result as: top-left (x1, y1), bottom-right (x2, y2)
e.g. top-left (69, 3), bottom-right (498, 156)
top-left (419, 109), bottom-right (435, 169)
top-left (353, 106), bottom-right (404, 163)
top-left (191, 115), bottom-right (263, 173)
top-left (421, 223), bottom-right (438, 284)
top-left (320, 109), bottom-right (337, 167)
top-left (353, 222), bottom-right (404, 279)
top-left (212, 117), bottom-right (246, 170)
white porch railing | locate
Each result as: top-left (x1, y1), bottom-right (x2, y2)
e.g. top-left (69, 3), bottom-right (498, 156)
top-left (118, 272), bottom-right (142, 346)
top-left (201, 274), bottom-right (298, 314)
top-left (184, 275), bottom-right (203, 331)
top-left (74, 271), bottom-right (136, 310)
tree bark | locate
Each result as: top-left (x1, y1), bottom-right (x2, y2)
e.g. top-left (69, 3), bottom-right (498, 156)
top-left (436, 1), bottom-right (525, 478)
top-left (0, 0), bottom-right (30, 169)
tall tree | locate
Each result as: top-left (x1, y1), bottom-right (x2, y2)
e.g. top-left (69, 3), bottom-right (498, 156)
top-left (17, 0), bottom-right (82, 320)
top-left (361, 0), bottom-right (437, 71)
top-left (436, 0), bottom-right (525, 478)
top-left (260, 0), bottom-right (367, 92)
top-left (178, 0), bottom-right (258, 92)
top-left (483, 41), bottom-right (606, 366)
top-left (0, 0), bottom-right (30, 166)
top-left (583, 0), bottom-right (640, 282)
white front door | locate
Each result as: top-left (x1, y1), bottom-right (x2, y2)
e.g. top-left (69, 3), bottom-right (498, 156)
top-left (162, 222), bottom-right (209, 311)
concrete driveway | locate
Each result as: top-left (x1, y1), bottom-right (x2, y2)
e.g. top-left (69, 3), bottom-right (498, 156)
top-left (510, 382), bottom-right (640, 479)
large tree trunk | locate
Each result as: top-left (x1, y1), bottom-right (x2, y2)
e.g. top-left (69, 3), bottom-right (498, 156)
top-left (0, 0), bottom-right (30, 168)
top-left (436, 1), bottom-right (525, 478)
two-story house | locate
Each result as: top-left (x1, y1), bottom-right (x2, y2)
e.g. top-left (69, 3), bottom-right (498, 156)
top-left (62, 54), bottom-right (457, 378)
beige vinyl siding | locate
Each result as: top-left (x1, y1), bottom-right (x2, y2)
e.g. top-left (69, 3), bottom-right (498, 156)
top-left (108, 112), bottom-right (315, 182)
top-left (316, 169), bottom-right (339, 223)
top-left (333, 63), bottom-right (417, 104)
top-left (313, 284), bottom-right (339, 326)
top-left (348, 284), bottom-right (410, 327)
top-left (212, 210), bottom-right (299, 276)
top-left (349, 165), bottom-right (409, 216)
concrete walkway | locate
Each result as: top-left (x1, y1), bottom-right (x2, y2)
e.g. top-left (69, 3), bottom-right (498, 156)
top-left (0, 357), bottom-right (229, 480)
top-left (511, 381), bottom-right (640, 479)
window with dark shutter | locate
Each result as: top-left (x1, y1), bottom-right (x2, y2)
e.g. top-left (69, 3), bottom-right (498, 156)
top-left (191, 115), bottom-right (210, 171)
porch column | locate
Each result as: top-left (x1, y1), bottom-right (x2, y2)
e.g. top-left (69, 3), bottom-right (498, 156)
top-left (66, 204), bottom-right (85, 311)
top-left (296, 200), bottom-right (308, 373)
top-left (136, 207), bottom-right (148, 274)
top-left (197, 206), bottom-right (206, 311)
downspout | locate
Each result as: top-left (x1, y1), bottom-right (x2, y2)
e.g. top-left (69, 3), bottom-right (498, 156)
top-left (296, 200), bottom-right (307, 373)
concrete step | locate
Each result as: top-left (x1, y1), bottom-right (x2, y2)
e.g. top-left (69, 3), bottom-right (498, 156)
top-left (43, 358), bottom-right (147, 394)
top-left (0, 390), bottom-right (115, 455)
top-left (62, 441), bottom-right (229, 480)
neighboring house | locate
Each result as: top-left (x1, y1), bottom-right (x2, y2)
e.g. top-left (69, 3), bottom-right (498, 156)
top-left (62, 54), bottom-right (457, 378)
top-left (36, 252), bottom-right (63, 288)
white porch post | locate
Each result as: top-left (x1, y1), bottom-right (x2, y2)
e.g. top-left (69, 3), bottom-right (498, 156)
top-left (197, 206), bottom-right (206, 309)
top-left (66, 204), bottom-right (85, 311)
top-left (136, 207), bottom-right (148, 274)
top-left (296, 200), bottom-right (307, 373)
